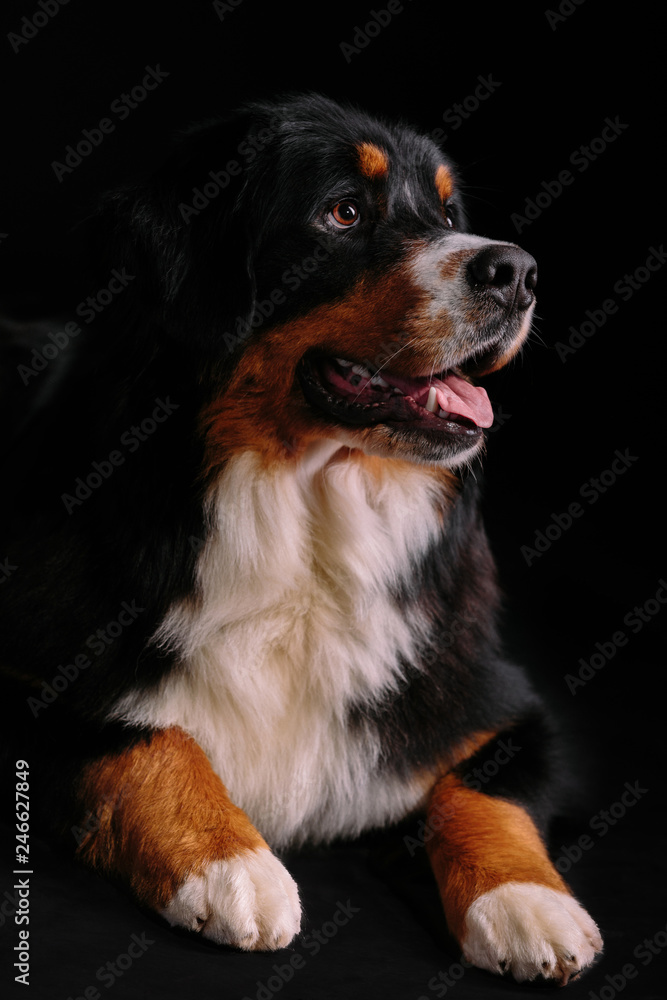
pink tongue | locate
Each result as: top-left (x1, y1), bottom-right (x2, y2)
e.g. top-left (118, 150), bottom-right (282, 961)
top-left (386, 372), bottom-right (494, 428)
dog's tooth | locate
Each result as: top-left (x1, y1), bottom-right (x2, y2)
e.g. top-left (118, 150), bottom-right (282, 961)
top-left (335, 358), bottom-right (353, 367)
top-left (370, 373), bottom-right (389, 387)
top-left (438, 408), bottom-right (451, 419)
top-left (425, 387), bottom-right (438, 413)
top-left (392, 387), bottom-right (404, 396)
top-left (351, 364), bottom-right (371, 378)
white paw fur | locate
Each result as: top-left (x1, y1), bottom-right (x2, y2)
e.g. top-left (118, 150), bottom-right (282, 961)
top-left (462, 882), bottom-right (603, 984)
top-left (161, 847), bottom-right (301, 950)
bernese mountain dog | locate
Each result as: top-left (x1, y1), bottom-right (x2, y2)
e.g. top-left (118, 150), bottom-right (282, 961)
top-left (0, 93), bottom-right (602, 985)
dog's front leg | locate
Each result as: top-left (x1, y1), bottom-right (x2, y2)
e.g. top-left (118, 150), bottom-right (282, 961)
top-left (426, 772), bottom-right (602, 985)
top-left (73, 725), bottom-right (301, 950)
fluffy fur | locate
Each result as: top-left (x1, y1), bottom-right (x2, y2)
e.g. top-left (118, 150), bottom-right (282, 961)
top-left (0, 93), bottom-right (601, 983)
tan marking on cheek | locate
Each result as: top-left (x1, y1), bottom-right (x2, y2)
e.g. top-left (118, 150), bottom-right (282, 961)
top-left (426, 773), bottom-right (568, 945)
top-left (357, 142), bottom-right (389, 180)
top-left (74, 727), bottom-right (267, 910)
top-left (201, 268), bottom-right (428, 469)
top-left (435, 164), bottom-right (454, 201)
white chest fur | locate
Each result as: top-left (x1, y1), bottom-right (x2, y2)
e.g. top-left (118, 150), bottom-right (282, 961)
top-left (111, 442), bottom-right (447, 846)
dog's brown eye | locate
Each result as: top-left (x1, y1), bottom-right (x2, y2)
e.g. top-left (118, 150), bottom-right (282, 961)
top-left (444, 204), bottom-right (456, 229)
top-left (329, 201), bottom-right (360, 228)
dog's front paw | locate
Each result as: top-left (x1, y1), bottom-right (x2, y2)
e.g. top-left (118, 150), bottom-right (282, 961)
top-left (161, 846), bottom-right (302, 950)
top-left (462, 882), bottom-right (603, 985)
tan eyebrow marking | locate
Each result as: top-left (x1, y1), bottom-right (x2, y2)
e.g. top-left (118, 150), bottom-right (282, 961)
top-left (357, 142), bottom-right (389, 180)
top-left (435, 164), bottom-right (454, 201)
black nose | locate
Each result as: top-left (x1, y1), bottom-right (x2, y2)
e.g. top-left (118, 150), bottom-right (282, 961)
top-left (468, 245), bottom-right (537, 310)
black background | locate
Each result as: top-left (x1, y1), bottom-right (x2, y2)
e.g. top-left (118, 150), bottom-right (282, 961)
top-left (1, 2), bottom-right (665, 998)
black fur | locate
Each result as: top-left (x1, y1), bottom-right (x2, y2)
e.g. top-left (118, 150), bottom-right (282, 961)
top-left (1, 92), bottom-right (554, 840)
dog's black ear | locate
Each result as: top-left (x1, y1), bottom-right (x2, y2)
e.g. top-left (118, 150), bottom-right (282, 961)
top-left (92, 112), bottom-right (256, 359)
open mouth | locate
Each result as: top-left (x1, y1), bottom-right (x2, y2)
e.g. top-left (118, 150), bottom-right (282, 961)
top-left (298, 354), bottom-right (494, 437)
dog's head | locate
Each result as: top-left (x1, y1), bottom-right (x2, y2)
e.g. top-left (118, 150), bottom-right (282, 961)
top-left (102, 93), bottom-right (536, 469)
